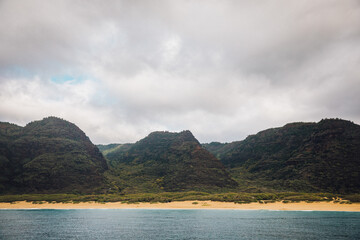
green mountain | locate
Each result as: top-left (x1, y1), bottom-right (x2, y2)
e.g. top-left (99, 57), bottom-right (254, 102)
top-left (103, 130), bottom-right (237, 193)
top-left (0, 117), bottom-right (108, 193)
top-left (1, 116), bottom-right (358, 195)
top-left (203, 119), bottom-right (360, 193)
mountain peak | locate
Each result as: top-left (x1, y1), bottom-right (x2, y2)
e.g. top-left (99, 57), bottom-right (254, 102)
top-left (24, 116), bottom-right (88, 142)
top-left (104, 130), bottom-right (237, 192)
top-left (178, 130), bottom-right (197, 140)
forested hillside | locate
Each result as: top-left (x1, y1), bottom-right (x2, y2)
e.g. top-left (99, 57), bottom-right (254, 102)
top-left (103, 130), bottom-right (237, 193)
top-left (204, 119), bottom-right (360, 193)
top-left (0, 117), bottom-right (108, 193)
top-left (1, 117), bottom-right (359, 195)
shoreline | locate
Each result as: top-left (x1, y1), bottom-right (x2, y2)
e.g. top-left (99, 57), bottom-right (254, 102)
top-left (0, 201), bottom-right (359, 211)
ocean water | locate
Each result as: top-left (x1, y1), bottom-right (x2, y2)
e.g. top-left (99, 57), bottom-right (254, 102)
top-left (0, 209), bottom-right (359, 239)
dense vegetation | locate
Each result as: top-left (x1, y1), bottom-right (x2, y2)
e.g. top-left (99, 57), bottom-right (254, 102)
top-left (203, 119), bottom-right (360, 194)
top-left (1, 116), bottom-right (359, 203)
top-left (0, 192), bottom-right (358, 204)
top-left (0, 117), bottom-right (108, 194)
top-left (104, 131), bottom-right (237, 193)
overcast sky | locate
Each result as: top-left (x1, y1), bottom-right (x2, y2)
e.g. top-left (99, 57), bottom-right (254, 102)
top-left (1, 0), bottom-right (360, 144)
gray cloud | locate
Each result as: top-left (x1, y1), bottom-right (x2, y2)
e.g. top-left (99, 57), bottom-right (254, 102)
top-left (0, 0), bottom-right (360, 144)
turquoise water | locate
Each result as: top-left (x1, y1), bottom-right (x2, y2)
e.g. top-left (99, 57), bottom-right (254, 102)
top-left (0, 209), bottom-right (359, 239)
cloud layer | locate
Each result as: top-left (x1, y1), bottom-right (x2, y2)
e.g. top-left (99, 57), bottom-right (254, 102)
top-left (1, 0), bottom-right (360, 143)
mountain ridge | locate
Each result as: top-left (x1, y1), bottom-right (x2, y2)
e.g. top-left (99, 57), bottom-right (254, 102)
top-left (1, 117), bottom-right (359, 194)
top-left (203, 118), bottom-right (360, 193)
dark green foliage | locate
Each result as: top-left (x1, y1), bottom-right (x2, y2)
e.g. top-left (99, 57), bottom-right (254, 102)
top-left (0, 117), bottom-right (108, 193)
top-left (0, 192), bottom-right (341, 204)
top-left (2, 116), bottom-right (359, 196)
top-left (103, 130), bottom-right (237, 193)
top-left (343, 194), bottom-right (360, 202)
top-left (206, 119), bottom-right (360, 193)
top-left (0, 122), bottom-right (23, 191)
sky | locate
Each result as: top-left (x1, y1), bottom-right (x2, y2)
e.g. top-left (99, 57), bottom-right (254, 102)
top-left (1, 0), bottom-right (360, 144)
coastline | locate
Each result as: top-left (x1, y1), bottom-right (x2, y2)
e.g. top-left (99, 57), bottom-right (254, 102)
top-left (1, 201), bottom-right (359, 211)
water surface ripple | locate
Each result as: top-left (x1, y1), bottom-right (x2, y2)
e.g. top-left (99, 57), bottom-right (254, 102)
top-left (0, 209), bottom-right (359, 239)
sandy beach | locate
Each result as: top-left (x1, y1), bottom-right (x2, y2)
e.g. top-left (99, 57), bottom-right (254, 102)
top-left (0, 201), bottom-right (359, 211)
